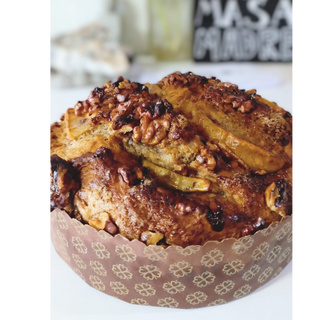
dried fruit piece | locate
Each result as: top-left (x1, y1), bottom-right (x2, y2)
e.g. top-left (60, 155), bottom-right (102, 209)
top-left (142, 160), bottom-right (211, 192)
top-left (65, 108), bottom-right (94, 139)
top-left (265, 182), bottom-right (286, 217)
top-left (140, 231), bottom-right (165, 246)
top-left (177, 102), bottom-right (285, 174)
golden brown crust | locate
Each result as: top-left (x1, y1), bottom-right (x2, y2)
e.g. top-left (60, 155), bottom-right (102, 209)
top-left (50, 72), bottom-right (292, 247)
top-left (156, 72), bottom-right (292, 174)
top-left (51, 147), bottom-right (284, 247)
top-left (50, 121), bottom-right (66, 157)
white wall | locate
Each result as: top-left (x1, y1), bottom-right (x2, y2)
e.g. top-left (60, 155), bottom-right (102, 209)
top-left (50, 0), bottom-right (107, 38)
top-left (50, 0), bottom-right (192, 55)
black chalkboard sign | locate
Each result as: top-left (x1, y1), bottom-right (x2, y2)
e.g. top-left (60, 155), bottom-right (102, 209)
top-left (193, 0), bottom-right (292, 62)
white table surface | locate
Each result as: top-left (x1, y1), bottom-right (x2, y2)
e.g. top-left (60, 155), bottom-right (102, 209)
top-left (51, 61), bottom-right (292, 320)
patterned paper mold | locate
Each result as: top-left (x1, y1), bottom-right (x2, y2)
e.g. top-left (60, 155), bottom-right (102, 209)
top-left (51, 208), bottom-right (292, 309)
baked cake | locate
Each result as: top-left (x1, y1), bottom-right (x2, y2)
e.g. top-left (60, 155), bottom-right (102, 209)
top-left (50, 72), bottom-right (292, 247)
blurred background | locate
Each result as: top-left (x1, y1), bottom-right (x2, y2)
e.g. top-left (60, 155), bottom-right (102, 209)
top-left (51, 0), bottom-right (292, 122)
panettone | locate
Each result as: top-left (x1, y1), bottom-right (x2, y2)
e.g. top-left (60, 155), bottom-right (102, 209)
top-left (50, 72), bottom-right (292, 248)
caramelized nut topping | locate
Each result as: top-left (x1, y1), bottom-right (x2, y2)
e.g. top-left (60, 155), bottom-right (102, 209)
top-left (51, 72), bottom-right (292, 247)
top-left (104, 220), bottom-right (118, 235)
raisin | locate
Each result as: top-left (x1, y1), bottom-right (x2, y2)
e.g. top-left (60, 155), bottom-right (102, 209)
top-left (132, 82), bottom-right (148, 92)
top-left (112, 114), bottom-right (134, 130)
top-left (163, 99), bottom-right (173, 113)
top-left (275, 180), bottom-right (292, 214)
top-left (93, 87), bottom-right (104, 101)
top-left (206, 205), bottom-right (224, 232)
top-left (154, 100), bottom-right (165, 118)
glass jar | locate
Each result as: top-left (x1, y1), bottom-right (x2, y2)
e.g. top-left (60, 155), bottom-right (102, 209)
top-left (148, 0), bottom-right (193, 61)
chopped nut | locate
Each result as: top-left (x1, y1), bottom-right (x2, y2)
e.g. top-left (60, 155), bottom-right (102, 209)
top-left (239, 100), bottom-right (254, 113)
top-left (199, 148), bottom-right (216, 170)
top-left (138, 115), bottom-right (170, 145)
top-left (241, 226), bottom-right (254, 237)
top-left (140, 116), bottom-right (152, 138)
top-left (116, 94), bottom-right (128, 103)
top-left (143, 122), bottom-right (156, 141)
top-left (89, 212), bottom-right (118, 235)
top-left (176, 203), bottom-right (186, 213)
top-left (104, 81), bottom-right (111, 88)
top-left (104, 220), bottom-right (118, 235)
top-left (206, 155), bottom-right (216, 170)
top-left (173, 164), bottom-right (188, 175)
top-left (245, 89), bottom-right (257, 95)
top-left (145, 119), bottom-right (170, 145)
top-left (196, 155), bottom-right (204, 164)
top-left (118, 167), bottom-right (134, 185)
top-left (133, 126), bottom-right (142, 142)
